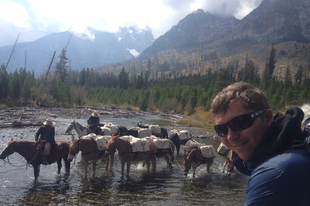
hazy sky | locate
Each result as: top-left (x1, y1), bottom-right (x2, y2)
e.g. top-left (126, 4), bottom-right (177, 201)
top-left (0, 0), bottom-right (263, 47)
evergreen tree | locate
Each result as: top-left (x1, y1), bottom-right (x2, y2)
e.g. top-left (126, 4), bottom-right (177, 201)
top-left (285, 87), bottom-right (295, 103)
top-left (285, 64), bottom-right (292, 83)
top-left (19, 67), bottom-right (27, 86)
top-left (140, 91), bottom-right (149, 111)
top-left (244, 60), bottom-right (258, 82)
top-left (268, 44), bottom-right (277, 80)
top-left (78, 68), bottom-right (86, 86)
top-left (263, 44), bottom-right (277, 88)
top-left (55, 48), bottom-right (69, 82)
top-left (135, 73), bottom-right (144, 89)
top-left (295, 65), bottom-right (303, 82)
top-left (118, 67), bottom-right (129, 89)
top-left (10, 69), bottom-right (21, 100)
top-left (0, 64), bottom-right (9, 101)
top-left (21, 74), bottom-right (32, 102)
top-left (214, 67), bottom-right (229, 94)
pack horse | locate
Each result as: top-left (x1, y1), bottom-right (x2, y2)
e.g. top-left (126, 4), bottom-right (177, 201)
top-left (68, 134), bottom-right (115, 179)
top-left (105, 134), bottom-right (157, 177)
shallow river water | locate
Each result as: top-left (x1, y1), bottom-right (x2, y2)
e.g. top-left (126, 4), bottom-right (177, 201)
top-left (0, 115), bottom-right (248, 205)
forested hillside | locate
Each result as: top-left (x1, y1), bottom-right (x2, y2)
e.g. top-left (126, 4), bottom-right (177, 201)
top-left (1, 45), bottom-right (309, 116)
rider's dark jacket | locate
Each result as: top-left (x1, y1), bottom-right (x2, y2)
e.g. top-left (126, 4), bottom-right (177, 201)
top-left (233, 107), bottom-right (310, 206)
top-left (87, 116), bottom-right (99, 127)
top-left (35, 125), bottom-right (56, 145)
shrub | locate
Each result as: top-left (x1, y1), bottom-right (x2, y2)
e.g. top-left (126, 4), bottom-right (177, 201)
top-left (160, 98), bottom-right (178, 112)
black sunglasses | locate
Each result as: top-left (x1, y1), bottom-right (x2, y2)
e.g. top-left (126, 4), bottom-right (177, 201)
top-left (214, 110), bottom-right (266, 137)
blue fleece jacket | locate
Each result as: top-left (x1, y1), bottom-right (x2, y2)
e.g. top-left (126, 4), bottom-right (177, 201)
top-left (233, 107), bottom-right (310, 206)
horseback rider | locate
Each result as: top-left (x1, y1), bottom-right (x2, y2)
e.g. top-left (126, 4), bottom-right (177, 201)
top-left (87, 111), bottom-right (102, 135)
top-left (35, 119), bottom-right (56, 164)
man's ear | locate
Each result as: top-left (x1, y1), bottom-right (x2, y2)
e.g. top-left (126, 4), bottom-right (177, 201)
top-left (264, 109), bottom-right (273, 126)
top-left (302, 123), bottom-right (305, 132)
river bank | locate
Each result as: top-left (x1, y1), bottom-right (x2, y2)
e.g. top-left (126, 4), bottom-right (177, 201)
top-left (0, 105), bottom-right (218, 139)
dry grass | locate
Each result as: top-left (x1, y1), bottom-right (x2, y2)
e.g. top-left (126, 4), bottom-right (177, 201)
top-left (177, 107), bottom-right (216, 133)
top-left (177, 104), bottom-right (306, 133)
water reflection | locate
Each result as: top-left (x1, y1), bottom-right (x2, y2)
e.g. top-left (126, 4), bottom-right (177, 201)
top-left (20, 175), bottom-right (71, 205)
top-left (0, 115), bottom-right (248, 205)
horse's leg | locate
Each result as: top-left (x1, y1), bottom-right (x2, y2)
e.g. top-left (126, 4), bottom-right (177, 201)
top-left (126, 161), bottom-right (130, 177)
top-left (152, 155), bottom-right (156, 173)
top-left (92, 160), bottom-right (96, 178)
top-left (57, 159), bottom-right (62, 175)
top-left (121, 160), bottom-right (125, 176)
top-left (109, 152), bottom-right (115, 171)
top-left (165, 152), bottom-right (173, 166)
top-left (176, 144), bottom-right (180, 156)
top-left (223, 162), bottom-right (227, 173)
top-left (33, 164), bottom-right (40, 180)
top-left (164, 153), bottom-right (170, 166)
top-left (192, 167), bottom-right (196, 178)
top-left (145, 158), bottom-right (151, 172)
top-left (105, 156), bottom-right (109, 171)
top-left (170, 151), bottom-right (174, 164)
top-left (207, 159), bottom-right (212, 173)
top-left (83, 159), bottom-right (88, 179)
top-left (64, 158), bottom-right (70, 174)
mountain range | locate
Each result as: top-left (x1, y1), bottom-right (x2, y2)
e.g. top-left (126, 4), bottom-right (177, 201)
top-left (0, 26), bottom-right (154, 76)
top-left (1, 0), bottom-right (310, 78)
top-left (140, 0), bottom-right (310, 59)
top-left (96, 0), bottom-right (310, 78)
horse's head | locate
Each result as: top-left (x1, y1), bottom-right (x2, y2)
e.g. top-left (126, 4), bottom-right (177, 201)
top-left (226, 150), bottom-right (238, 176)
top-left (68, 134), bottom-right (80, 162)
top-left (65, 120), bottom-right (75, 134)
top-left (105, 133), bottom-right (119, 156)
top-left (183, 155), bottom-right (191, 176)
top-left (0, 139), bottom-right (16, 160)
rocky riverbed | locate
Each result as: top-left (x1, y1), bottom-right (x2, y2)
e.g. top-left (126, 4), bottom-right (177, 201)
top-left (0, 104), bottom-right (218, 139)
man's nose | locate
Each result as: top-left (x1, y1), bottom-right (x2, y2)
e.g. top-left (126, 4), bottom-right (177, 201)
top-left (226, 127), bottom-right (239, 142)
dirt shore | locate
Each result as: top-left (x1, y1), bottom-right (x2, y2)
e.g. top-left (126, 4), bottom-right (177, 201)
top-left (0, 105), bottom-right (180, 126)
top-left (0, 104), bottom-right (217, 139)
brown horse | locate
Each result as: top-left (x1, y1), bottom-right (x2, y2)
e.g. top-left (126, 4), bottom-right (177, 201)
top-left (105, 134), bottom-right (157, 177)
top-left (68, 134), bottom-right (115, 179)
top-left (223, 150), bottom-right (238, 176)
top-left (0, 139), bottom-right (70, 180)
top-left (183, 147), bottom-right (214, 178)
top-left (153, 139), bottom-right (175, 166)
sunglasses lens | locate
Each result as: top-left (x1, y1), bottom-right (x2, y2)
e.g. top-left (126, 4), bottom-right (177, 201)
top-left (214, 124), bottom-right (228, 137)
top-left (229, 114), bottom-right (252, 131)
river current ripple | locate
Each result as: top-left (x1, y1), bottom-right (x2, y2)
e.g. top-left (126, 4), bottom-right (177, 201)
top-left (0, 115), bottom-right (248, 205)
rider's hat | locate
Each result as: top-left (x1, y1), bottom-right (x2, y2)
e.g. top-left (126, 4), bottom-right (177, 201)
top-left (92, 111), bottom-right (99, 117)
top-left (43, 119), bottom-right (55, 127)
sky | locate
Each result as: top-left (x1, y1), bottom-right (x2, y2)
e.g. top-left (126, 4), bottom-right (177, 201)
top-left (0, 0), bottom-right (263, 47)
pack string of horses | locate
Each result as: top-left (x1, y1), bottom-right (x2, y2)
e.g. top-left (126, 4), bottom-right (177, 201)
top-left (0, 120), bottom-right (237, 180)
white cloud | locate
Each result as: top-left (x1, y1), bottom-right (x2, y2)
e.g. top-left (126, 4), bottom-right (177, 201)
top-left (0, 0), bottom-right (262, 47)
top-left (0, 0), bottom-right (29, 28)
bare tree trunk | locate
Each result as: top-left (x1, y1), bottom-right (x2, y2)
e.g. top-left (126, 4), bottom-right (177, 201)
top-left (5, 33), bottom-right (19, 70)
top-left (35, 51), bottom-right (56, 106)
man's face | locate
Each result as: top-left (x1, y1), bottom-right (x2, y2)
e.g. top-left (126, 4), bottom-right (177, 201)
top-left (214, 101), bottom-right (272, 160)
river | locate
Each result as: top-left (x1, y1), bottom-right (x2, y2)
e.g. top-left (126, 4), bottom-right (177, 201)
top-left (0, 115), bottom-right (248, 205)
